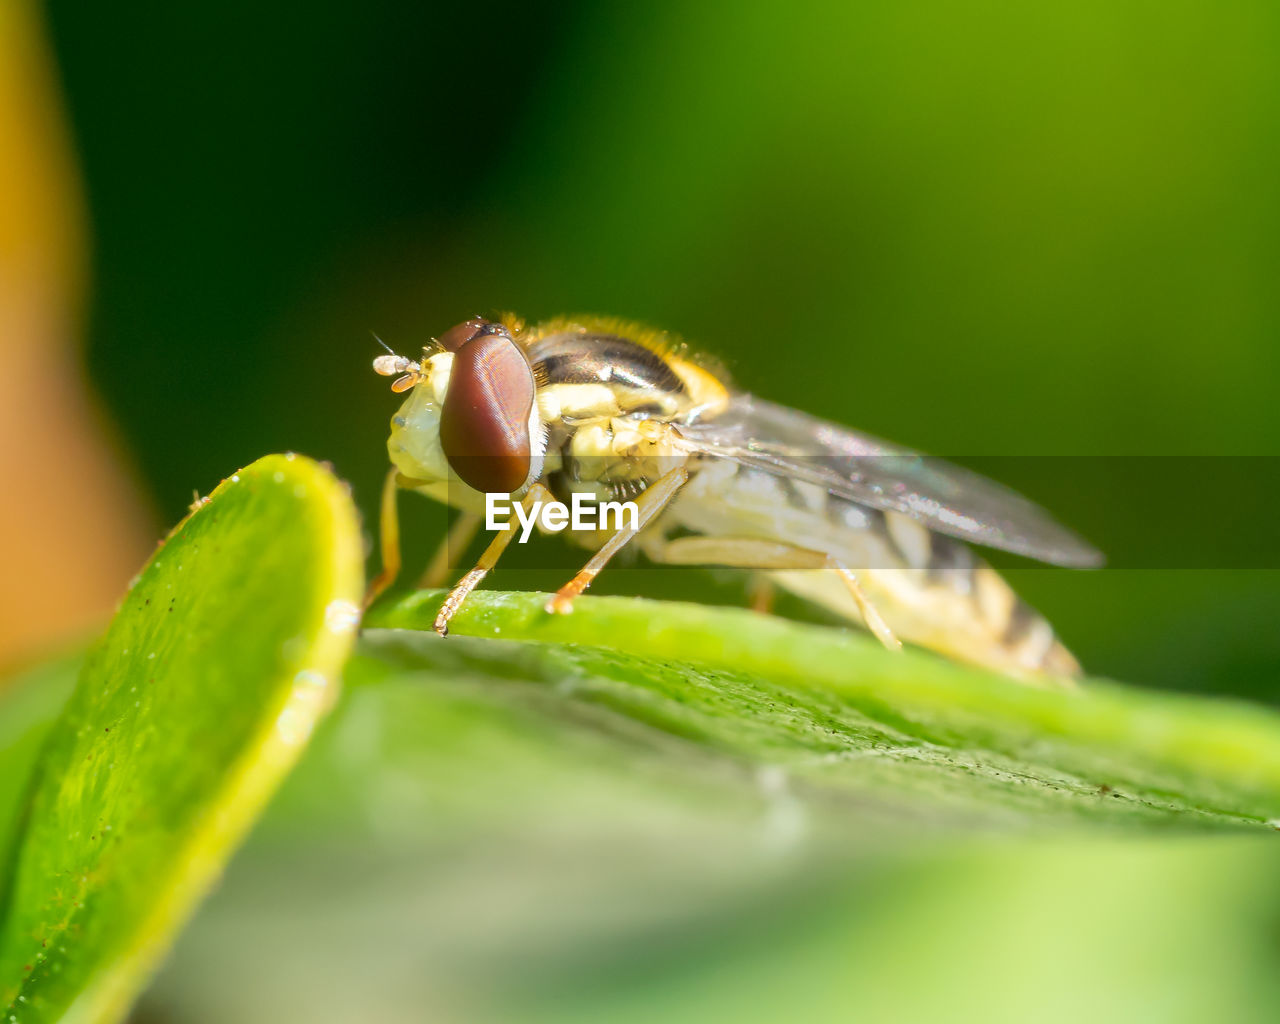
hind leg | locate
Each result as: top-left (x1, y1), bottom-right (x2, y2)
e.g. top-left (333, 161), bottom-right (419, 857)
top-left (746, 574), bottom-right (777, 614)
top-left (644, 535), bottom-right (901, 651)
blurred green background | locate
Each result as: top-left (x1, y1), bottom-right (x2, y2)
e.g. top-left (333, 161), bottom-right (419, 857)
top-left (42, 0), bottom-right (1280, 700)
top-left (13, 2), bottom-right (1280, 1021)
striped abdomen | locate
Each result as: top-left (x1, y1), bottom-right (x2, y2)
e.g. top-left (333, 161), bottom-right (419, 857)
top-left (668, 461), bottom-right (1080, 681)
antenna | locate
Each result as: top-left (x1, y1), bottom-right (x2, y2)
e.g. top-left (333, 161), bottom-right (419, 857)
top-left (370, 330), bottom-right (423, 392)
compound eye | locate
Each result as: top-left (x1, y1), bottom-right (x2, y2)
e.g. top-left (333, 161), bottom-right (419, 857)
top-left (439, 332), bottom-right (536, 494)
top-left (437, 317), bottom-right (509, 352)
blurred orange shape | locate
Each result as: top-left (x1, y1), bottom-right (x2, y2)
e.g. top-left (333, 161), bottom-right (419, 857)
top-left (0, 1), bottom-right (152, 671)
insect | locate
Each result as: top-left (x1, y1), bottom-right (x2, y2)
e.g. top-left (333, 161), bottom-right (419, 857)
top-left (368, 314), bottom-right (1102, 682)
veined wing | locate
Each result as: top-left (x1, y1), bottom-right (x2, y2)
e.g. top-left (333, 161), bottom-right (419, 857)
top-left (674, 394), bottom-right (1103, 568)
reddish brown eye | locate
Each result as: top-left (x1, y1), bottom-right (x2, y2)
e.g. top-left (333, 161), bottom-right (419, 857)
top-left (437, 317), bottom-right (509, 352)
top-left (439, 333), bottom-right (536, 493)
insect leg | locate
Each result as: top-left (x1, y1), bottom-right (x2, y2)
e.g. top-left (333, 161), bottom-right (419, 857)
top-left (545, 466), bottom-right (689, 615)
top-left (364, 468), bottom-right (403, 610)
top-left (434, 483), bottom-right (554, 636)
top-left (746, 575), bottom-right (777, 614)
top-left (828, 560), bottom-right (901, 652)
top-left (648, 536), bottom-right (902, 651)
top-left (417, 511), bottom-right (482, 590)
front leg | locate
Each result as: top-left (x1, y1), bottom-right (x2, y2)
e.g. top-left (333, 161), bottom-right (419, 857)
top-left (434, 484), bottom-right (553, 635)
top-left (364, 468), bottom-right (404, 610)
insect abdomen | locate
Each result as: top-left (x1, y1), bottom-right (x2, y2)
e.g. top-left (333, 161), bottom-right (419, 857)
top-left (672, 461), bottom-right (1078, 679)
top-left (774, 500), bottom-right (1079, 680)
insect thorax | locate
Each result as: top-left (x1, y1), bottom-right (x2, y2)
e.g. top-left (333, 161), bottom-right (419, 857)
top-left (527, 327), bottom-right (729, 424)
top-left (525, 328), bottom-right (726, 498)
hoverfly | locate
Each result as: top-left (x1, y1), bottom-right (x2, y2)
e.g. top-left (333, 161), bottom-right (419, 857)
top-left (368, 315), bottom-right (1101, 681)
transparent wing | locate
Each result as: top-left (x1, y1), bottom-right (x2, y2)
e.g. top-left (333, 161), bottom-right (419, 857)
top-left (674, 394), bottom-right (1103, 568)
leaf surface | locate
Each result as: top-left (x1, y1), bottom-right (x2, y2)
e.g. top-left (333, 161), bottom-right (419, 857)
top-left (0, 454), bottom-right (363, 1023)
top-left (364, 589), bottom-right (1280, 829)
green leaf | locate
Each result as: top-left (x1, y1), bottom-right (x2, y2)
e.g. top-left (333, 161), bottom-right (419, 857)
top-left (134, 589), bottom-right (1280, 1021)
top-left (0, 454), bottom-right (363, 1024)
top-left (0, 655), bottom-right (79, 875)
top-left (365, 589), bottom-right (1280, 829)
top-left (8, 475), bottom-right (1280, 1022)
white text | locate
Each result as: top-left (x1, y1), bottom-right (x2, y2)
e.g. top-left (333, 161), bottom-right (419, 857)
top-left (485, 492), bottom-right (639, 543)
